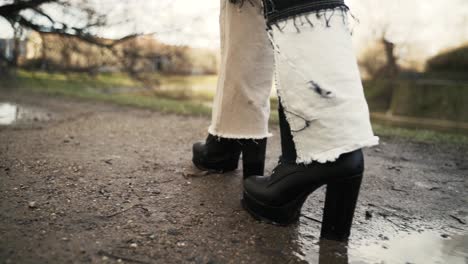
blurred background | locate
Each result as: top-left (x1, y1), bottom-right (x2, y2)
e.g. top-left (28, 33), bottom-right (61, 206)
top-left (1, 0), bottom-right (467, 137)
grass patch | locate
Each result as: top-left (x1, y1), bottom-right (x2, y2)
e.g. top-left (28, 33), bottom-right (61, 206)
top-left (1, 70), bottom-right (466, 145)
top-left (364, 78), bottom-right (468, 122)
top-left (16, 70), bottom-right (143, 90)
top-left (157, 74), bottom-right (218, 86)
top-left (372, 123), bottom-right (468, 145)
top-left (1, 70), bottom-right (212, 116)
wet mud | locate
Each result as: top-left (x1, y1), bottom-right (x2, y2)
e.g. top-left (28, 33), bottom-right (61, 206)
top-left (0, 91), bottom-right (467, 264)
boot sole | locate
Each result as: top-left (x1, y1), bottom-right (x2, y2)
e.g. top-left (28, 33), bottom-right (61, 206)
top-left (242, 190), bottom-right (307, 226)
top-left (242, 174), bottom-right (363, 235)
top-left (192, 156), bottom-right (239, 174)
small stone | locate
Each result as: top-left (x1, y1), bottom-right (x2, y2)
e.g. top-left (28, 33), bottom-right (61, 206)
top-left (378, 234), bottom-right (389, 240)
top-left (167, 228), bottom-right (180, 236)
top-left (177, 242), bottom-right (186, 247)
top-left (441, 234), bottom-right (449, 238)
top-left (102, 256), bottom-right (109, 261)
top-left (129, 243), bottom-right (138, 248)
top-left (28, 201), bottom-right (37, 209)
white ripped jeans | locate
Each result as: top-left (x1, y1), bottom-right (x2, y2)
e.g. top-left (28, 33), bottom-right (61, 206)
top-left (209, 0), bottom-right (379, 164)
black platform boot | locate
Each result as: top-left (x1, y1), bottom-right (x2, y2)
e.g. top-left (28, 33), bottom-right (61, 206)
top-left (242, 103), bottom-right (364, 241)
top-left (192, 134), bottom-right (267, 178)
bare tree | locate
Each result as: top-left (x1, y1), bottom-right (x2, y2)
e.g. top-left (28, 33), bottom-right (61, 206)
top-left (0, 0), bottom-right (138, 69)
top-left (356, 0), bottom-right (405, 79)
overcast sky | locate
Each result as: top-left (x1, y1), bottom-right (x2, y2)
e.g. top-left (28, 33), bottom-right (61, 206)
top-left (1, 0), bottom-right (467, 61)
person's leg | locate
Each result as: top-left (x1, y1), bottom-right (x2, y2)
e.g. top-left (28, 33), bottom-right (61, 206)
top-left (243, 1), bottom-right (379, 241)
top-left (269, 4), bottom-right (378, 162)
top-left (210, 0), bottom-right (274, 138)
top-left (278, 101), bottom-right (297, 162)
top-left (192, 0), bottom-right (273, 177)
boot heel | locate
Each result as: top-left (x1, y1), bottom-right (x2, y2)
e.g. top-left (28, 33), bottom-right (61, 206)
top-left (240, 139), bottom-right (267, 178)
top-left (320, 174), bottom-right (363, 241)
top-left (217, 156), bottom-right (240, 172)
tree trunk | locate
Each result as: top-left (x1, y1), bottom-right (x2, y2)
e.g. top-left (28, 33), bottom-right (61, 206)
top-left (382, 37), bottom-right (399, 77)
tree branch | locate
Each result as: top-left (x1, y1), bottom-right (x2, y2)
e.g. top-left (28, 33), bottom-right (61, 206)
top-left (0, 0), bottom-right (55, 17)
top-left (30, 6), bottom-right (55, 24)
top-left (16, 14), bottom-right (139, 48)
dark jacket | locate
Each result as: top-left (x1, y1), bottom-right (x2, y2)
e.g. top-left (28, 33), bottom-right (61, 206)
top-left (263, 0), bottom-right (346, 25)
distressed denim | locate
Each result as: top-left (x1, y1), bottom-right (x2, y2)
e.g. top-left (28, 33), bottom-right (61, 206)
top-left (263, 0), bottom-right (346, 26)
top-left (210, 0), bottom-right (274, 139)
top-left (210, 0), bottom-right (379, 163)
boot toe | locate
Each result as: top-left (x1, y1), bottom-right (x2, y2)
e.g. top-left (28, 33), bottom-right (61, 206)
top-left (243, 175), bottom-right (273, 203)
top-left (192, 142), bottom-right (204, 154)
top-left (192, 142), bottom-right (206, 168)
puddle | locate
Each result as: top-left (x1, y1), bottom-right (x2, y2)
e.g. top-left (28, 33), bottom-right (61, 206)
top-left (0, 103), bottom-right (17, 125)
top-left (295, 222), bottom-right (468, 263)
top-left (351, 231), bottom-right (468, 264)
top-left (0, 102), bottom-right (51, 125)
top-left (295, 231), bottom-right (468, 264)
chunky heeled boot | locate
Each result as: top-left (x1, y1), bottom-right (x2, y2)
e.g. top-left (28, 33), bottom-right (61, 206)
top-left (192, 134), bottom-right (267, 178)
top-left (242, 150), bottom-right (364, 240)
top-left (242, 103), bottom-right (364, 241)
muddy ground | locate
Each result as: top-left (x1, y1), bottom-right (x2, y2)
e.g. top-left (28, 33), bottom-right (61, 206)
top-left (0, 91), bottom-right (467, 264)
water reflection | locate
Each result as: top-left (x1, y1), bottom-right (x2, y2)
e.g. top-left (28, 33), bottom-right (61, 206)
top-left (292, 213), bottom-right (468, 264)
top-left (318, 240), bottom-right (349, 264)
top-left (295, 231), bottom-right (468, 264)
top-left (352, 231), bottom-right (468, 264)
top-left (0, 102), bottom-right (51, 125)
top-left (0, 103), bottom-right (18, 125)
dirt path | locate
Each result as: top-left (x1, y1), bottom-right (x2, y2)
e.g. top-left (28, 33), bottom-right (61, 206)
top-left (1, 91), bottom-right (467, 264)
